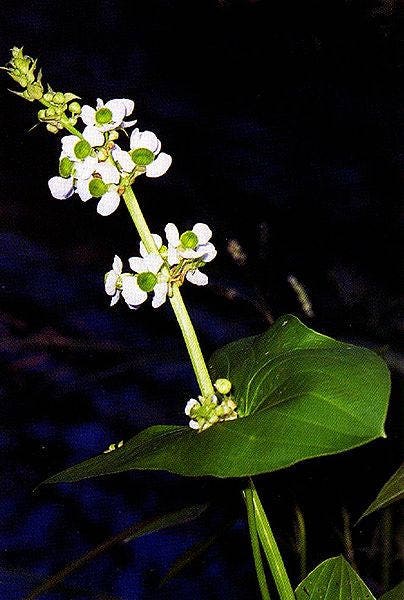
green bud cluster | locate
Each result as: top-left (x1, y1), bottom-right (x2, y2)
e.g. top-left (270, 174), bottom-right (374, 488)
top-left (188, 386), bottom-right (238, 432)
top-left (1, 47), bottom-right (82, 133)
top-left (1, 47), bottom-right (44, 102)
top-left (39, 87), bottom-right (81, 133)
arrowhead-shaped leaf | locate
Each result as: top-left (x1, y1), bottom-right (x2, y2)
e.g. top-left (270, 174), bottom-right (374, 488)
top-left (380, 581), bottom-right (404, 600)
top-left (295, 555), bottom-right (376, 599)
top-left (40, 315), bottom-right (390, 484)
top-left (359, 465), bottom-right (404, 521)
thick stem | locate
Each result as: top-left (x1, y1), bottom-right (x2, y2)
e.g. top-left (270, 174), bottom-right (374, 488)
top-left (122, 185), bottom-right (215, 398)
top-left (244, 486), bottom-right (272, 600)
top-left (250, 480), bottom-right (295, 600)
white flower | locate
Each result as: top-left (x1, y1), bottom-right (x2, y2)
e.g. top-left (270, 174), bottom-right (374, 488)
top-left (165, 223), bottom-right (216, 261)
top-left (104, 255), bottom-right (123, 306)
top-left (128, 245), bottom-right (168, 308)
top-left (164, 222), bottom-right (216, 285)
top-left (113, 128), bottom-right (172, 178)
top-left (61, 129), bottom-right (104, 164)
top-left (81, 98), bottom-right (136, 133)
top-left (75, 162), bottom-right (121, 216)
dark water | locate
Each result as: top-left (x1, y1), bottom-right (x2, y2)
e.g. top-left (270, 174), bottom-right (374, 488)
top-left (0, 1), bottom-right (402, 598)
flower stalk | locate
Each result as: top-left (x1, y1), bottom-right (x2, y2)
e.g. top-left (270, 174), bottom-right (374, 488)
top-left (122, 184), bottom-right (215, 399)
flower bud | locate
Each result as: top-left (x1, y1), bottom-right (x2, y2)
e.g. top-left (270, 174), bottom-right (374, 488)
top-left (46, 124), bottom-right (59, 134)
top-left (52, 91), bottom-right (65, 104)
top-left (214, 378), bottom-right (232, 395)
top-left (69, 101), bottom-right (81, 115)
top-left (26, 80), bottom-right (43, 100)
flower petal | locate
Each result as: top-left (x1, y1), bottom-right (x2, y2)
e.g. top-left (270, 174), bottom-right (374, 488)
top-left (130, 129), bottom-right (160, 153)
top-left (48, 176), bottom-right (74, 199)
top-left (165, 223), bottom-right (180, 246)
top-left (96, 162), bottom-right (120, 184)
top-left (199, 242), bottom-right (217, 263)
top-left (185, 398), bottom-right (199, 416)
top-left (76, 179), bottom-right (92, 202)
top-left (146, 153), bottom-right (172, 178)
top-left (144, 253), bottom-right (163, 274)
top-left (121, 277), bottom-right (148, 306)
top-left (110, 290), bottom-right (121, 306)
top-left (105, 271), bottom-right (118, 295)
top-left (128, 256), bottom-right (146, 273)
top-left (83, 125), bottom-right (105, 147)
top-left (121, 119), bottom-right (137, 129)
top-left (186, 269), bottom-right (208, 286)
top-left (152, 282), bottom-right (168, 308)
top-left (189, 420), bottom-right (200, 430)
top-left (75, 156), bottom-right (98, 180)
top-left (61, 135), bottom-right (77, 159)
top-left (167, 245), bottom-right (180, 266)
top-left (112, 147), bottom-right (135, 173)
top-left (105, 99), bottom-right (126, 124)
top-left (80, 105), bottom-right (96, 126)
top-left (192, 223), bottom-right (212, 245)
top-left (121, 98), bottom-right (135, 116)
top-left (97, 191), bottom-right (121, 216)
top-left (112, 255), bottom-right (123, 275)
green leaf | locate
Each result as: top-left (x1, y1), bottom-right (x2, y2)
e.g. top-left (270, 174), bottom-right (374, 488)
top-left (380, 581), bottom-right (404, 600)
top-left (295, 555), bottom-right (376, 599)
top-left (359, 465), bottom-right (404, 521)
top-left (40, 315), bottom-right (390, 484)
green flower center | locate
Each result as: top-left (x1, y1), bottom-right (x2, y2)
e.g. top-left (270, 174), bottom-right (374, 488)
top-left (59, 157), bottom-right (74, 178)
top-left (180, 231), bottom-right (198, 249)
top-left (137, 272), bottom-right (157, 292)
top-left (88, 178), bottom-right (108, 197)
top-left (74, 140), bottom-right (92, 160)
top-left (95, 107), bottom-right (113, 125)
top-left (130, 148), bottom-right (155, 166)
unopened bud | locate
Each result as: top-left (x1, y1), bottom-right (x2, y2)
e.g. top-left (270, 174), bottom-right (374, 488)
top-left (52, 92), bottom-right (65, 104)
top-left (214, 378), bottom-right (232, 395)
top-left (46, 123), bottom-right (59, 134)
top-left (69, 101), bottom-right (81, 115)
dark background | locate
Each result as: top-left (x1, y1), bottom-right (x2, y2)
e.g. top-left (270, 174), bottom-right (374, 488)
top-left (0, 1), bottom-right (402, 598)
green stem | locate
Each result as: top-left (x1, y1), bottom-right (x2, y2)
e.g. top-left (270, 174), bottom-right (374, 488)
top-left (294, 506), bottom-right (307, 581)
top-left (122, 185), bottom-right (215, 399)
top-left (250, 480), bottom-right (295, 600)
top-left (244, 486), bottom-right (272, 600)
